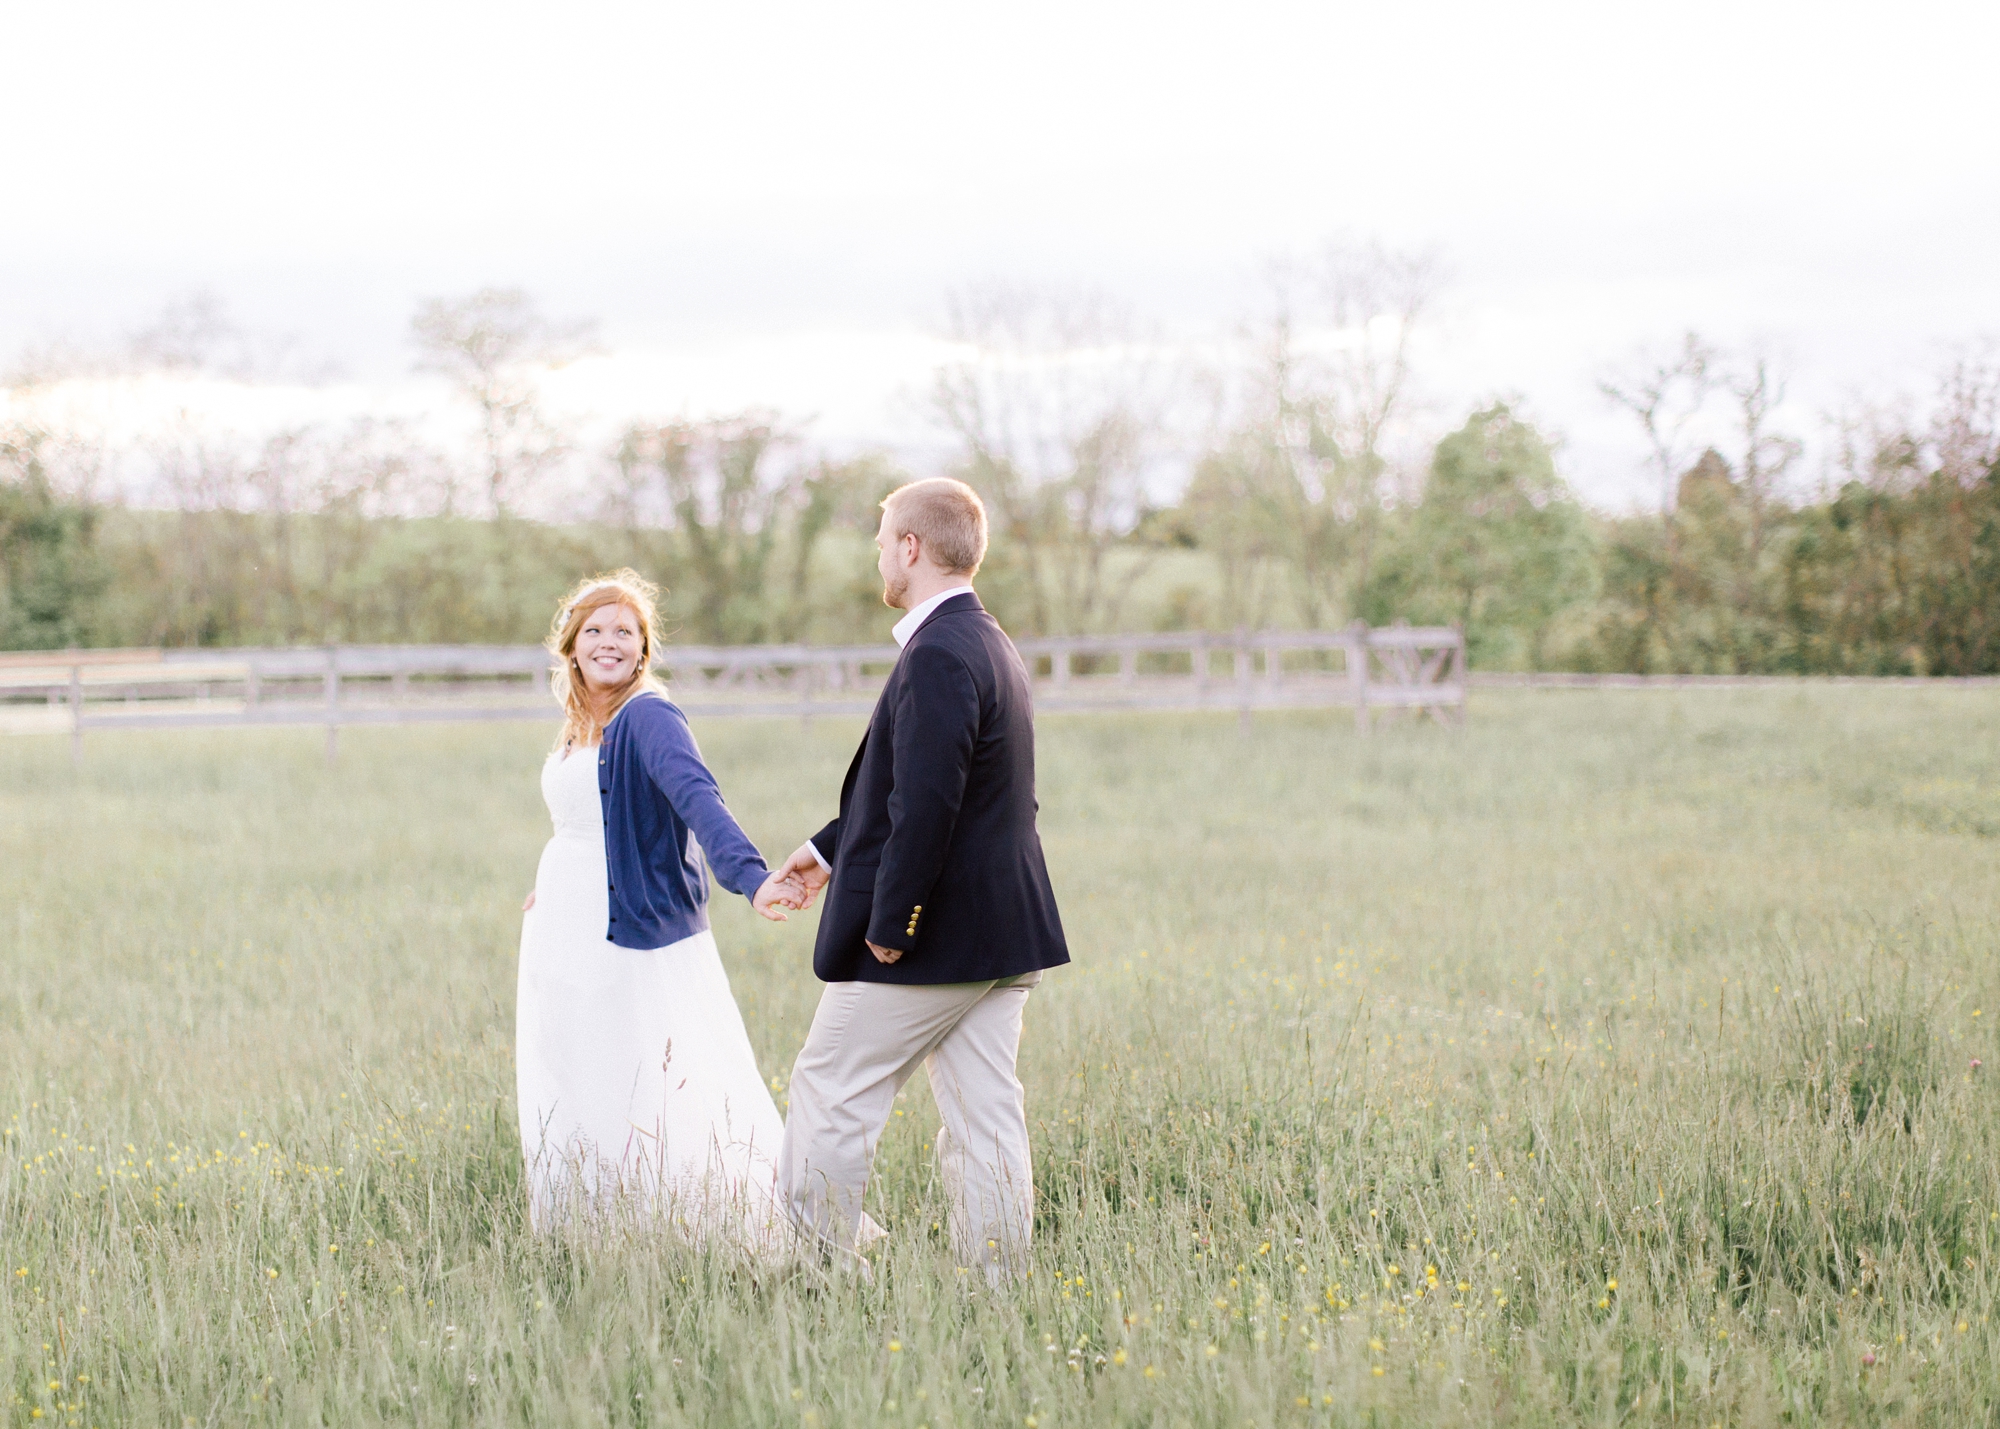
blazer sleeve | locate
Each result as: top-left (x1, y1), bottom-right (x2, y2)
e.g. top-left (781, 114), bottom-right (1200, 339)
top-left (632, 698), bottom-right (771, 900)
top-left (868, 642), bottom-right (978, 952)
top-left (808, 818), bottom-right (840, 867)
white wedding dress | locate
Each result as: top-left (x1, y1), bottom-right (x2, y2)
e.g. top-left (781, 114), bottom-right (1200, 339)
top-left (515, 741), bottom-right (786, 1243)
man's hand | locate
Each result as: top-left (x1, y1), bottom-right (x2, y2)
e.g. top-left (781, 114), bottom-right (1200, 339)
top-left (753, 871), bottom-right (808, 922)
top-left (776, 841), bottom-right (831, 910)
top-left (866, 940), bottom-right (904, 965)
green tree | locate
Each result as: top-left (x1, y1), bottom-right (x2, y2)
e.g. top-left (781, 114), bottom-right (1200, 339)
top-left (606, 415), bottom-right (799, 644)
top-left (1780, 436), bottom-right (2000, 676)
top-left (1178, 434), bottom-right (1293, 630)
top-left (1409, 405), bottom-right (1595, 668)
top-left (810, 456), bottom-right (918, 631)
top-left (0, 428), bottom-right (107, 649)
top-left (1586, 451), bottom-right (1785, 674)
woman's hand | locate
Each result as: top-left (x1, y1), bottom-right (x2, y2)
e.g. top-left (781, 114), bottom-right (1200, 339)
top-left (752, 871), bottom-right (808, 922)
top-left (775, 842), bottom-right (831, 910)
top-left (522, 890), bottom-right (537, 912)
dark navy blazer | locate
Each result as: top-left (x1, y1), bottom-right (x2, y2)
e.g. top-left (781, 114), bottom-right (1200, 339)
top-left (807, 594), bottom-right (1069, 985)
top-left (595, 691), bottom-right (770, 949)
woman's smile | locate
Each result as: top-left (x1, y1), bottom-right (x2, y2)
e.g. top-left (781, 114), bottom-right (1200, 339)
top-left (573, 604), bottom-right (643, 691)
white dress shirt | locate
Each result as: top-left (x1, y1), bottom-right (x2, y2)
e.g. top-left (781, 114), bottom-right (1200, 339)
top-left (891, 584), bottom-right (976, 648)
top-left (808, 585), bottom-right (976, 874)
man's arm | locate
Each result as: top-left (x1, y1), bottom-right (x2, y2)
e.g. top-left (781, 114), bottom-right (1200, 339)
top-left (867, 643), bottom-right (978, 958)
top-left (808, 819), bottom-right (839, 868)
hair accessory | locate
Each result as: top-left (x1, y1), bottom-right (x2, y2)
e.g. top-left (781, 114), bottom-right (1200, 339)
top-left (560, 583), bottom-right (619, 632)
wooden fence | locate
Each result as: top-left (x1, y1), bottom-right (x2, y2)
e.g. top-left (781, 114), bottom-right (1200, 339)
top-left (0, 624), bottom-right (1468, 762)
top-left (1468, 671), bottom-right (2000, 690)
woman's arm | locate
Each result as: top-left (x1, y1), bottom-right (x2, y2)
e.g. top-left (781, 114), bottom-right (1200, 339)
top-left (629, 698), bottom-right (772, 900)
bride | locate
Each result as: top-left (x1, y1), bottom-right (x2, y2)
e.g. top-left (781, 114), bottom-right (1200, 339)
top-left (515, 570), bottom-right (804, 1239)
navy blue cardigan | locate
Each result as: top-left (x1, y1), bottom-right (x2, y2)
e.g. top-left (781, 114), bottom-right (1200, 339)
top-left (593, 691), bottom-right (770, 949)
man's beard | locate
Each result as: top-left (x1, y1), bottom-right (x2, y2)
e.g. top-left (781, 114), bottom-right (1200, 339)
top-left (881, 568), bottom-right (910, 609)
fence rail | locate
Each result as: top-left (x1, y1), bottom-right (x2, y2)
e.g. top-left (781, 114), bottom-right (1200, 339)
top-left (2, 624), bottom-right (1468, 762)
top-left (1468, 671), bottom-right (2000, 690)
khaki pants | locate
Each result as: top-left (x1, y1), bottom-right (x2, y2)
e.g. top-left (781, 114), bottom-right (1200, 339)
top-left (778, 971), bottom-right (1041, 1278)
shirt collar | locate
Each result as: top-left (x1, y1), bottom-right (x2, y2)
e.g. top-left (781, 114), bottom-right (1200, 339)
top-left (891, 585), bottom-right (975, 648)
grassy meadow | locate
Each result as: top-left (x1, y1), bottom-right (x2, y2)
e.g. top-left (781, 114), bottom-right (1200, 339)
top-left (3, 689), bottom-right (1998, 1426)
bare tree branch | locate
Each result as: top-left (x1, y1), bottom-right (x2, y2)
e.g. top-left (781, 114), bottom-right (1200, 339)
top-left (1240, 238), bottom-right (1441, 625)
top-left (411, 288), bottom-right (596, 518)
top-left (1728, 353), bottom-right (1802, 560)
top-left (930, 284), bottom-right (1174, 633)
top-left (1930, 343), bottom-right (2000, 488)
top-left (1600, 332), bottom-right (1717, 521)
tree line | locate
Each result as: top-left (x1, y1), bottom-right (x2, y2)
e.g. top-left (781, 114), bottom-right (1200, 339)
top-left (2, 272), bottom-right (1996, 673)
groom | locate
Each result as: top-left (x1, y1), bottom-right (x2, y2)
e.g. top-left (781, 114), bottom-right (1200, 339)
top-left (771, 476), bottom-right (1069, 1279)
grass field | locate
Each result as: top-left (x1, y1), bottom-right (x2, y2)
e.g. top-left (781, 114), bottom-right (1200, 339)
top-left (3, 689), bottom-right (1998, 1427)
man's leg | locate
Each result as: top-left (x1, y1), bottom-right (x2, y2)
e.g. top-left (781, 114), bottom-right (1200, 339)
top-left (925, 971), bottom-right (1040, 1280)
top-left (778, 978), bottom-right (996, 1260)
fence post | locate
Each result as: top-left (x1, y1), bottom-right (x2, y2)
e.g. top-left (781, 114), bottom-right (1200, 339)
top-left (246, 659), bottom-right (261, 710)
top-left (1119, 643), bottom-right (1137, 685)
top-left (324, 646), bottom-right (340, 767)
top-left (1192, 633), bottom-right (1209, 699)
top-left (1053, 642), bottom-right (1071, 689)
top-left (1451, 622), bottom-right (1468, 730)
top-left (1347, 620), bottom-right (1371, 735)
top-left (1234, 626), bottom-right (1253, 732)
top-left (69, 657), bottom-right (83, 766)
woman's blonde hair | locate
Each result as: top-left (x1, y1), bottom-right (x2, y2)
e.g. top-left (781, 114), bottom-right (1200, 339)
top-left (547, 569), bottom-right (669, 749)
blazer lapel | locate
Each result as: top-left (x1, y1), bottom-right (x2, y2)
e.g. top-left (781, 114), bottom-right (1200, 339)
top-left (838, 725), bottom-right (869, 809)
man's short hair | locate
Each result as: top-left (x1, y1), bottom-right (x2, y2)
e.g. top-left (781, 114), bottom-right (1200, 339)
top-left (882, 477), bottom-right (988, 576)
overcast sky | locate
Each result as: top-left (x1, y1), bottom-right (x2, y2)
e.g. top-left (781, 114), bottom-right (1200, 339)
top-left (5, 0), bottom-right (1997, 506)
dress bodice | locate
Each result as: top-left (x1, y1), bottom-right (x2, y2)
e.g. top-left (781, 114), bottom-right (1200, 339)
top-left (542, 743), bottom-right (605, 837)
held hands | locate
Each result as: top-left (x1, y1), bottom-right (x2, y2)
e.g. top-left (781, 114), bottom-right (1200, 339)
top-left (775, 842), bottom-right (831, 909)
top-left (756, 840), bottom-right (901, 962)
top-left (753, 841), bottom-right (830, 923)
top-left (752, 870), bottom-right (811, 922)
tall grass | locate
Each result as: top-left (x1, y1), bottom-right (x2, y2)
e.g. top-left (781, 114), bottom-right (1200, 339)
top-left (2, 689), bottom-right (1996, 1425)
